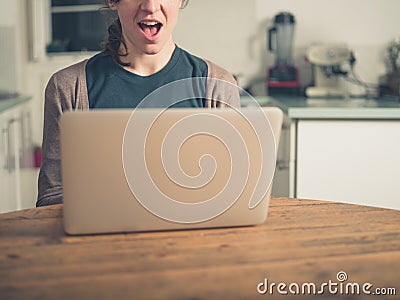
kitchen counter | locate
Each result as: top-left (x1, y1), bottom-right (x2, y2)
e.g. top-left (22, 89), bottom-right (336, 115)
top-left (0, 95), bottom-right (31, 113)
top-left (242, 96), bottom-right (400, 119)
top-left (245, 95), bottom-right (400, 209)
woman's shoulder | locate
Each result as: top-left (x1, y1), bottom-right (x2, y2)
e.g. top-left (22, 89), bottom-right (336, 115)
top-left (51, 59), bottom-right (88, 84)
top-left (201, 58), bottom-right (240, 108)
top-left (177, 47), bottom-right (236, 84)
top-left (46, 59), bottom-right (90, 109)
top-left (202, 59), bottom-right (237, 85)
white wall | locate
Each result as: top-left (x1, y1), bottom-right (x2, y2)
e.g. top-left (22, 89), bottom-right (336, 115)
top-left (0, 1), bottom-right (24, 93)
top-left (0, 1), bottom-right (18, 26)
top-left (256, 0), bottom-right (400, 46)
top-left (174, 0), bottom-right (400, 93)
top-left (174, 0), bottom-right (259, 88)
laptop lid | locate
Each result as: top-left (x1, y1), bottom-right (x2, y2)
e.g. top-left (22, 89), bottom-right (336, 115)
top-left (60, 107), bottom-right (283, 235)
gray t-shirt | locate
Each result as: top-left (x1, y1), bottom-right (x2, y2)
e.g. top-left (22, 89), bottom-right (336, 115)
top-left (87, 46), bottom-right (207, 109)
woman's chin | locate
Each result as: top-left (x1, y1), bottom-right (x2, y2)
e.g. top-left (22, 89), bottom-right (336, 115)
top-left (140, 41), bottom-right (174, 56)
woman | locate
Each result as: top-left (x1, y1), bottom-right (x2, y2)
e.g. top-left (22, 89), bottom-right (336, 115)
top-left (37, 0), bottom-right (240, 207)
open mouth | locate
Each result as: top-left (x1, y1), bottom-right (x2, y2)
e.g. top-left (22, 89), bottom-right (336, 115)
top-left (138, 21), bottom-right (163, 37)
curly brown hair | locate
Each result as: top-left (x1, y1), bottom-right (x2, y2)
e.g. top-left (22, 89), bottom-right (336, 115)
top-left (103, 0), bottom-right (189, 66)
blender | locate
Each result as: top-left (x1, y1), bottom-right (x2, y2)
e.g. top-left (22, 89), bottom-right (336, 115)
top-left (266, 12), bottom-right (300, 96)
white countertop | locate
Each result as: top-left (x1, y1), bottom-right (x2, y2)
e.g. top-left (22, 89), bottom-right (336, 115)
top-left (241, 96), bottom-right (400, 119)
top-left (0, 95), bottom-right (31, 113)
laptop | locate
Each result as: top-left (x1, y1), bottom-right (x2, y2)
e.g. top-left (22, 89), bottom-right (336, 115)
top-left (60, 107), bottom-right (283, 235)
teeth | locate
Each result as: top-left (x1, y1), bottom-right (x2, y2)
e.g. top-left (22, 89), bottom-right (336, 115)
top-left (141, 21), bottom-right (159, 26)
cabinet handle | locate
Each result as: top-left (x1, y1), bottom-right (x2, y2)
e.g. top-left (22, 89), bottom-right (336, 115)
top-left (19, 111), bottom-right (33, 168)
top-left (1, 127), bottom-right (9, 171)
top-left (276, 160), bottom-right (289, 171)
top-left (6, 119), bottom-right (15, 172)
top-left (5, 118), bottom-right (20, 172)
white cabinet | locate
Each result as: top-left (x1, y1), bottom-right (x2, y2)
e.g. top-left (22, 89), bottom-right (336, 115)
top-left (295, 120), bottom-right (400, 210)
top-left (0, 101), bottom-right (38, 213)
top-left (271, 114), bottom-right (291, 197)
top-left (0, 107), bottom-right (19, 212)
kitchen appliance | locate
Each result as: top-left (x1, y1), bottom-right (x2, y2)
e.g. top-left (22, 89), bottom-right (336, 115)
top-left (267, 12), bottom-right (300, 96)
top-left (305, 45), bottom-right (352, 98)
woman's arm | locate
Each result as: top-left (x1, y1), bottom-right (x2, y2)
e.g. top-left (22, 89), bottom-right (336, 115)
top-left (204, 59), bottom-right (241, 109)
top-left (36, 60), bottom-right (89, 207)
top-left (37, 75), bottom-right (64, 206)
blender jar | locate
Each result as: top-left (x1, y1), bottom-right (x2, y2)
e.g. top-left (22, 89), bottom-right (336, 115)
top-left (268, 12), bottom-right (296, 66)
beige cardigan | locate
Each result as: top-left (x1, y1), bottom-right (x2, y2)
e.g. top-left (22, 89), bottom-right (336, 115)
top-left (37, 58), bottom-right (240, 207)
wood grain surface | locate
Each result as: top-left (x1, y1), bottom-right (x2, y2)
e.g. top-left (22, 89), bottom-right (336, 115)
top-left (0, 197), bottom-right (399, 300)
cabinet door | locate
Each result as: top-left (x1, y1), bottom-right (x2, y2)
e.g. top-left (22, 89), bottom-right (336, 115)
top-left (0, 103), bottom-right (37, 213)
top-left (0, 108), bottom-right (19, 213)
top-left (18, 103), bottom-right (38, 210)
top-left (296, 120), bottom-right (400, 210)
top-left (271, 115), bottom-right (291, 197)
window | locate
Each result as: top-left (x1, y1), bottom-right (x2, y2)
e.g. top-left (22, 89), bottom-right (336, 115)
top-left (47, 0), bottom-right (116, 53)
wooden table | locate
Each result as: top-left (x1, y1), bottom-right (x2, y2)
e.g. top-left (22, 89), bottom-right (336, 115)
top-left (1, 197), bottom-right (399, 299)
